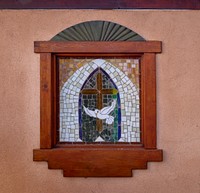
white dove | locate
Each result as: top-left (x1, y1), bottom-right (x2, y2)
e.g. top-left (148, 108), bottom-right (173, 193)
top-left (83, 100), bottom-right (116, 125)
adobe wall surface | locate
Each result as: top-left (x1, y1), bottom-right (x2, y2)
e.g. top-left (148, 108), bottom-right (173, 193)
top-left (0, 10), bottom-right (199, 193)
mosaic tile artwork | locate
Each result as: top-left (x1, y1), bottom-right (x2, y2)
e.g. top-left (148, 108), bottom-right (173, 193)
top-left (59, 58), bottom-right (140, 143)
top-left (79, 68), bottom-right (121, 142)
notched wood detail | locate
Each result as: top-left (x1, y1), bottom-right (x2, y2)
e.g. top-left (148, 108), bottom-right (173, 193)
top-left (42, 83), bottom-right (49, 91)
top-left (33, 148), bottom-right (163, 177)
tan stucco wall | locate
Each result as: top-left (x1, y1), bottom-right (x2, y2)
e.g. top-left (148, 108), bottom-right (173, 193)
top-left (0, 10), bottom-right (200, 193)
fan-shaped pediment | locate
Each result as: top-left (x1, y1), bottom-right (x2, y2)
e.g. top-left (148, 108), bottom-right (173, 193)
top-left (51, 20), bottom-right (145, 41)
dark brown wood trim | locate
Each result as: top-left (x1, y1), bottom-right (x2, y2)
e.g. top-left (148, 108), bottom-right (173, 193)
top-left (40, 53), bottom-right (53, 148)
top-left (141, 53), bottom-right (157, 149)
top-left (33, 148), bottom-right (163, 177)
top-left (53, 55), bottom-right (59, 146)
top-left (0, 0), bottom-right (199, 9)
top-left (34, 41), bottom-right (162, 54)
top-left (56, 54), bottom-right (142, 57)
top-left (55, 143), bottom-right (143, 148)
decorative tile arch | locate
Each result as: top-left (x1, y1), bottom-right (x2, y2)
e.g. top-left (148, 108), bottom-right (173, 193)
top-left (60, 59), bottom-right (140, 143)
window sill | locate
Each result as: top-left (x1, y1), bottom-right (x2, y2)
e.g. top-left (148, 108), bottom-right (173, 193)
top-left (33, 147), bottom-right (163, 177)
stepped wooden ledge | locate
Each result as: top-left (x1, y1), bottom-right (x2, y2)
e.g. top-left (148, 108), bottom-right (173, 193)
top-left (33, 148), bottom-right (163, 177)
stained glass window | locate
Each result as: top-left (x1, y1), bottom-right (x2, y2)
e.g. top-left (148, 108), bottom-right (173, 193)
top-left (59, 58), bottom-right (140, 143)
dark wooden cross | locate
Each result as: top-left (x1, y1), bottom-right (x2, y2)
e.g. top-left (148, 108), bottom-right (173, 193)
top-left (81, 68), bottom-right (118, 132)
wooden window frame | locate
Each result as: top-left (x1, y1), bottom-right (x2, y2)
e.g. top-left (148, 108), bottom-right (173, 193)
top-left (33, 41), bottom-right (163, 177)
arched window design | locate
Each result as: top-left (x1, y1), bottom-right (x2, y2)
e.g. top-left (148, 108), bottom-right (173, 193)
top-left (79, 67), bottom-right (121, 142)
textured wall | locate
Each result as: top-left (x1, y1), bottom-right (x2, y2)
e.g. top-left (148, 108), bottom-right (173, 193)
top-left (0, 10), bottom-right (200, 193)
